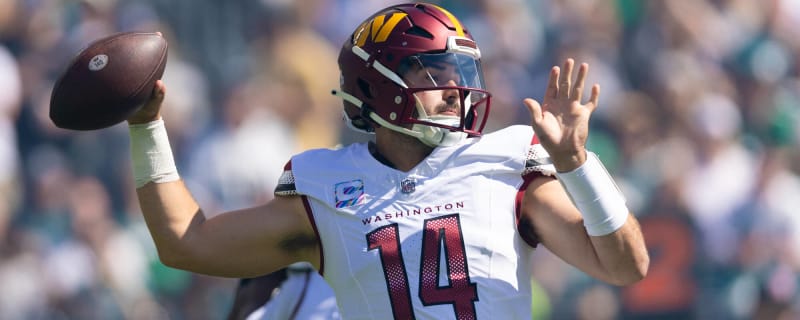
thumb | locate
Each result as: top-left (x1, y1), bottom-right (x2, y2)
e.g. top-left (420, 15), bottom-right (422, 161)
top-left (523, 98), bottom-right (543, 127)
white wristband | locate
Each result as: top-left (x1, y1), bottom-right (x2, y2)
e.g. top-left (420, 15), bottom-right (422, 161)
top-left (129, 119), bottom-right (180, 188)
top-left (555, 152), bottom-right (628, 236)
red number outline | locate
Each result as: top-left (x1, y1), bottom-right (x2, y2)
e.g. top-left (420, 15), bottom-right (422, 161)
top-left (367, 214), bottom-right (478, 319)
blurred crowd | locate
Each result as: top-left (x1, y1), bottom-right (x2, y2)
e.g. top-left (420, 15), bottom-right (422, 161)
top-left (1, 0), bottom-right (799, 319)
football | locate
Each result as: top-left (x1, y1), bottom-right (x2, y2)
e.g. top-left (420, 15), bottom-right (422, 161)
top-left (49, 32), bottom-right (168, 130)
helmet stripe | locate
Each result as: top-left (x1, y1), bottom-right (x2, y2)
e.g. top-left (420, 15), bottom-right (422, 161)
top-left (374, 13), bottom-right (407, 43)
top-left (430, 4), bottom-right (464, 37)
top-left (370, 15), bottom-right (385, 42)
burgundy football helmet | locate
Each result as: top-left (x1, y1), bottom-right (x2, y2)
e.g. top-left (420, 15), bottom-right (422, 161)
top-left (334, 3), bottom-right (491, 146)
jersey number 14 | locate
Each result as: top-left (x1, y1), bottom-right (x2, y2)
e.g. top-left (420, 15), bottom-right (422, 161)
top-left (367, 214), bottom-right (479, 320)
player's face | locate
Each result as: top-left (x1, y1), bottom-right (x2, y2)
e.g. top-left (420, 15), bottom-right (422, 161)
top-left (396, 52), bottom-right (490, 134)
top-left (402, 61), bottom-right (463, 116)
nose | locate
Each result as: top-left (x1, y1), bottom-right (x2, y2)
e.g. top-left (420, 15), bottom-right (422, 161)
top-left (441, 80), bottom-right (459, 100)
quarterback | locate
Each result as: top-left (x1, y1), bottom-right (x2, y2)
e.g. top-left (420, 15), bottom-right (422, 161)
top-left (126, 3), bottom-right (648, 319)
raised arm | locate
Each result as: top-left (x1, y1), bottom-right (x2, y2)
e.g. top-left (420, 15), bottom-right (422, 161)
top-left (520, 59), bottom-right (649, 285)
top-left (521, 175), bottom-right (647, 285)
top-left (128, 81), bottom-right (319, 278)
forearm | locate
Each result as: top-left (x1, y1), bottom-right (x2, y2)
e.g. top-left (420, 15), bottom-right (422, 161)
top-left (589, 214), bottom-right (648, 285)
top-left (555, 152), bottom-right (649, 285)
top-left (129, 118), bottom-right (202, 267)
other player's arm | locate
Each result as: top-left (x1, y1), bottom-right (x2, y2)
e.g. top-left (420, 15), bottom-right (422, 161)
top-left (127, 80), bottom-right (319, 278)
top-left (520, 59), bottom-right (649, 285)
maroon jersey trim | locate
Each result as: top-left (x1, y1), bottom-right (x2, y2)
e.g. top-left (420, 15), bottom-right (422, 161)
top-left (301, 195), bottom-right (324, 276)
top-left (515, 134), bottom-right (543, 247)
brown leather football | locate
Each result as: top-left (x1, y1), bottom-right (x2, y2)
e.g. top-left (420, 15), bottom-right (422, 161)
top-left (49, 32), bottom-right (168, 131)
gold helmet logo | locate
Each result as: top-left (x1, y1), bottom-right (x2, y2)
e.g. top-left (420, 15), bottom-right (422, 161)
top-left (352, 5), bottom-right (465, 47)
top-left (353, 13), bottom-right (408, 46)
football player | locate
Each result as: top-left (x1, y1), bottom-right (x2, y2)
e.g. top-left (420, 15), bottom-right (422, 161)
top-left (126, 3), bottom-right (648, 319)
top-left (227, 262), bottom-right (339, 320)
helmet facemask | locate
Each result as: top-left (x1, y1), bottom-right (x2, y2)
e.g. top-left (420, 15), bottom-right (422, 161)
top-left (396, 51), bottom-right (491, 146)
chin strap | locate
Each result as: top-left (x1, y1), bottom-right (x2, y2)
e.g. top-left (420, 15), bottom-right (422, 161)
top-left (413, 116), bottom-right (467, 147)
top-left (333, 88), bottom-right (468, 147)
top-left (331, 89), bottom-right (362, 108)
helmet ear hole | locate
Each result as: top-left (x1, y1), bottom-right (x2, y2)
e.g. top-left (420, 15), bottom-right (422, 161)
top-left (352, 117), bottom-right (374, 132)
top-left (344, 102), bottom-right (375, 133)
top-left (358, 105), bottom-right (377, 131)
top-left (357, 78), bottom-right (374, 99)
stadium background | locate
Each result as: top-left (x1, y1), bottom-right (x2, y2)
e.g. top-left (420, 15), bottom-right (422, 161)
top-left (1, 0), bottom-right (799, 319)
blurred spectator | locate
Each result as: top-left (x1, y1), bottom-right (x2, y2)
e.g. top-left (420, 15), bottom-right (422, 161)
top-left (0, 39), bottom-right (22, 271)
top-left (184, 73), bottom-right (298, 213)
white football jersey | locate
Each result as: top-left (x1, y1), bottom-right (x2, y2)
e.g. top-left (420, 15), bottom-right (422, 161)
top-left (276, 125), bottom-right (555, 320)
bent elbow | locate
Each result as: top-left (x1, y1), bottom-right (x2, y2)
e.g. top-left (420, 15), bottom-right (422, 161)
top-left (614, 254), bottom-right (650, 286)
top-left (637, 255), bottom-right (650, 279)
top-left (156, 246), bottom-right (195, 271)
top-left (616, 267), bottom-right (647, 286)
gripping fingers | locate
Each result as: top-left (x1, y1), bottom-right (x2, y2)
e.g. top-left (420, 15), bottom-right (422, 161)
top-left (127, 80), bottom-right (166, 124)
top-left (146, 80), bottom-right (166, 106)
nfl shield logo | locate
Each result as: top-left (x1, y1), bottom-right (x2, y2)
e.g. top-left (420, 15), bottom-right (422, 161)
top-left (400, 178), bottom-right (416, 194)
